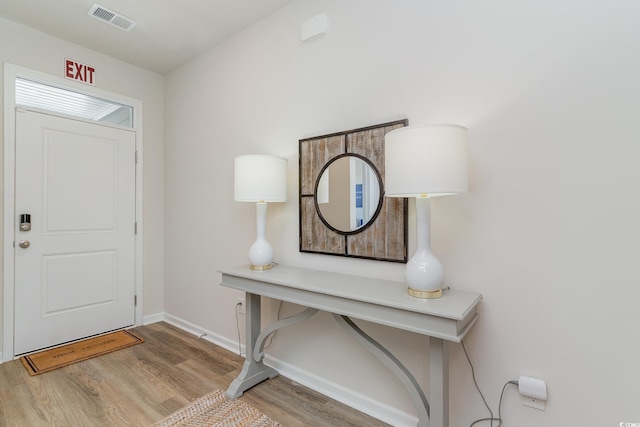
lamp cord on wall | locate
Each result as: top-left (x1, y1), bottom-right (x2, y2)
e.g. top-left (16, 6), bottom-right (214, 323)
top-left (462, 339), bottom-right (518, 427)
top-left (235, 299), bottom-right (283, 356)
top-left (468, 381), bottom-right (517, 427)
top-left (235, 302), bottom-right (245, 357)
top-left (462, 340), bottom-right (494, 424)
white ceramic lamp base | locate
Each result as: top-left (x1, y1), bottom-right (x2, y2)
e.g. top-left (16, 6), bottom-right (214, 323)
top-left (249, 202), bottom-right (274, 270)
top-left (406, 197), bottom-right (444, 298)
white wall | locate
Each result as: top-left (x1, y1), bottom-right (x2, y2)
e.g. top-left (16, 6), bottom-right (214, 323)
top-left (0, 18), bottom-right (165, 353)
top-left (164, 0), bottom-right (640, 425)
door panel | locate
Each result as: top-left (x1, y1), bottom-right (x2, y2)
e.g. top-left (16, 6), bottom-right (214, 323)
top-left (44, 133), bottom-right (117, 232)
top-left (43, 251), bottom-right (116, 314)
top-left (14, 109), bottom-right (136, 355)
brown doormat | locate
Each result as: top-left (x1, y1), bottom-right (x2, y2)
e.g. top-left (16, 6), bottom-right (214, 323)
top-left (153, 390), bottom-right (280, 427)
top-left (20, 329), bottom-right (144, 376)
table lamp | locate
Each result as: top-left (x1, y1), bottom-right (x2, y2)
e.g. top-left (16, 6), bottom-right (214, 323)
top-left (384, 124), bottom-right (468, 298)
top-left (234, 154), bottom-right (288, 270)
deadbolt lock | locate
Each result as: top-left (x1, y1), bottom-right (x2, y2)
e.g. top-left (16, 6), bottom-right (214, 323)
top-left (20, 214), bottom-right (31, 231)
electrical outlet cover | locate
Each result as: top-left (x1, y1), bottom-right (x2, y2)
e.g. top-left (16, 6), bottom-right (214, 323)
top-left (523, 396), bottom-right (545, 411)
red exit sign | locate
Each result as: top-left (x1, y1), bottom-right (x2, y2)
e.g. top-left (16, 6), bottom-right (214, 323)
top-left (64, 58), bottom-right (96, 86)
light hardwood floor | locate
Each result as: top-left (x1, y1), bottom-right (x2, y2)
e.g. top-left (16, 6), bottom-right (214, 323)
top-left (0, 322), bottom-right (390, 426)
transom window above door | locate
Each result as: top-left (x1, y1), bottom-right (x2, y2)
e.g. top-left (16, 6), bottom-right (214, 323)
top-left (15, 78), bottom-right (133, 128)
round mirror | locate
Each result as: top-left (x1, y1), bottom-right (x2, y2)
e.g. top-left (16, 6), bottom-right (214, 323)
top-left (314, 155), bottom-right (383, 234)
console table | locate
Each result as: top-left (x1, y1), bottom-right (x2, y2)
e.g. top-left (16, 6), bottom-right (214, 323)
top-left (219, 265), bottom-right (482, 427)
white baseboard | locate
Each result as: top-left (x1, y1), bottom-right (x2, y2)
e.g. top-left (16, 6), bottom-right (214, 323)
top-left (153, 312), bottom-right (417, 427)
top-left (154, 313), bottom-right (244, 356)
top-left (142, 312), bottom-right (164, 325)
top-left (264, 353), bottom-right (418, 427)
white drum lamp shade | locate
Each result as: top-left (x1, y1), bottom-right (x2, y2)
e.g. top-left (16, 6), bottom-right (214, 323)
top-left (385, 124), bottom-right (468, 298)
top-left (234, 155), bottom-right (288, 270)
top-left (234, 155), bottom-right (288, 202)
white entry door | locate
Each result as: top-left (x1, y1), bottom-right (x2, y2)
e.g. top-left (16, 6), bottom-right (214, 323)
top-left (14, 109), bottom-right (136, 355)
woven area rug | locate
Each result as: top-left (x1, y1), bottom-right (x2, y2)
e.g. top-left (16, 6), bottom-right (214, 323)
top-left (154, 390), bottom-right (280, 427)
top-left (20, 330), bottom-right (144, 376)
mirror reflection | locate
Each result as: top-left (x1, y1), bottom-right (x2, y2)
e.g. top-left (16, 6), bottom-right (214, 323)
top-left (315, 155), bottom-right (381, 233)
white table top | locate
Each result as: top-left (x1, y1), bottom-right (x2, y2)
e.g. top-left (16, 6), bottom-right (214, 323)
top-left (219, 264), bottom-right (482, 322)
top-left (220, 265), bottom-right (482, 341)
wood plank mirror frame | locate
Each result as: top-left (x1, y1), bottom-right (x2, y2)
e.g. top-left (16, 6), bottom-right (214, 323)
top-left (299, 120), bottom-right (408, 262)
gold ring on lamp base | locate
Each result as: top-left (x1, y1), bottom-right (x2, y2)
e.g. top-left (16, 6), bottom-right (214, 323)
top-left (408, 287), bottom-right (443, 299)
top-left (250, 263), bottom-right (273, 271)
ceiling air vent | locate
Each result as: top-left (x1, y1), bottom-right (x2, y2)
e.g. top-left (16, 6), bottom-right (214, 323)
top-left (87, 3), bottom-right (137, 32)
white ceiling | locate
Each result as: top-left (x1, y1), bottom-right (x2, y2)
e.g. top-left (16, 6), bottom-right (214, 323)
top-left (0, 0), bottom-right (293, 75)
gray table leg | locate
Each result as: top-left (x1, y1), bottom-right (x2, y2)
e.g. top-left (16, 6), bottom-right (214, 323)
top-left (333, 314), bottom-right (430, 427)
top-left (253, 307), bottom-right (318, 362)
top-left (225, 292), bottom-right (278, 399)
top-left (429, 337), bottom-right (449, 427)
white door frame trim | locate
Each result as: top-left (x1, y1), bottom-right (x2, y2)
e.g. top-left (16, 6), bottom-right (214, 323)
top-left (2, 63), bottom-right (144, 362)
